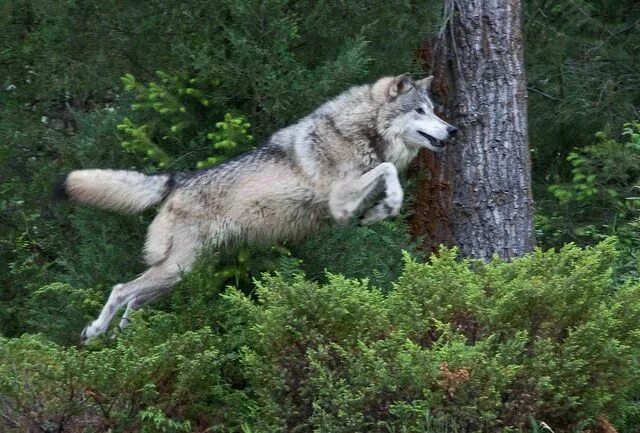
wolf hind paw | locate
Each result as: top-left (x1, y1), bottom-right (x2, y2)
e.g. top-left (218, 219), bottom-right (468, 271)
top-left (80, 321), bottom-right (105, 345)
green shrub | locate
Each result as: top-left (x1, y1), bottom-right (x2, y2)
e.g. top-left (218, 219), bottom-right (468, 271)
top-left (0, 323), bottom-right (253, 433)
top-left (540, 121), bottom-right (640, 279)
top-left (292, 220), bottom-right (422, 291)
top-left (2, 240), bottom-right (640, 432)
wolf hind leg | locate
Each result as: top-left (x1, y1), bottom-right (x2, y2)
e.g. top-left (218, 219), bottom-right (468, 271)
top-left (118, 242), bottom-right (227, 330)
top-left (81, 232), bottom-right (202, 344)
top-left (118, 227), bottom-right (230, 329)
top-left (81, 263), bottom-right (181, 343)
top-left (118, 288), bottom-right (168, 329)
top-left (328, 162), bottom-right (403, 225)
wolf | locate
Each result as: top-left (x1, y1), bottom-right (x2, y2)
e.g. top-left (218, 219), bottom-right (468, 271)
top-left (56, 74), bottom-right (457, 343)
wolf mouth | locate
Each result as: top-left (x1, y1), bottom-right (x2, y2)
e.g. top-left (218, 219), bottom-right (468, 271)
top-left (417, 130), bottom-right (445, 148)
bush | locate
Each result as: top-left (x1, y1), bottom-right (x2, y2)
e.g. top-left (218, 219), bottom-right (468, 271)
top-left (2, 240), bottom-right (639, 432)
top-left (292, 220), bottom-right (422, 291)
top-left (539, 121), bottom-right (640, 279)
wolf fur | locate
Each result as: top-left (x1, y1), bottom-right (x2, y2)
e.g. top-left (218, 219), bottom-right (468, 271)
top-left (58, 74), bottom-right (457, 343)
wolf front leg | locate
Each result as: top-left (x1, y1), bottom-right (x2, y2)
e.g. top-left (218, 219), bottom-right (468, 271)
top-left (329, 162), bottom-right (403, 225)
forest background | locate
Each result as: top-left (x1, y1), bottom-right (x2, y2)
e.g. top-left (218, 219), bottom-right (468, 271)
top-left (1, 1), bottom-right (640, 432)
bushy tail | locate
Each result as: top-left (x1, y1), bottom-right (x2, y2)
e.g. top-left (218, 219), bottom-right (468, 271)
top-left (55, 169), bottom-right (175, 213)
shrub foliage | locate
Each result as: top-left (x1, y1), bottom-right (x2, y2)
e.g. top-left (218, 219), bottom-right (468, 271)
top-left (2, 240), bottom-right (639, 432)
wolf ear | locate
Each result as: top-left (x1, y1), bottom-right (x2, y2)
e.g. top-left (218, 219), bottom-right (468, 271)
top-left (415, 75), bottom-right (434, 90)
top-left (388, 74), bottom-right (413, 98)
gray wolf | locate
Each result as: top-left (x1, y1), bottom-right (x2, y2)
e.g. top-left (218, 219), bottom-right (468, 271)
top-left (56, 74), bottom-right (457, 343)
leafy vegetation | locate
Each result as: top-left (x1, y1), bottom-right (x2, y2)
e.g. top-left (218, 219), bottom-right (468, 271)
top-left (524, 0), bottom-right (640, 180)
top-left (539, 121), bottom-right (640, 280)
top-left (3, 242), bottom-right (639, 432)
top-left (2, 0), bottom-right (640, 431)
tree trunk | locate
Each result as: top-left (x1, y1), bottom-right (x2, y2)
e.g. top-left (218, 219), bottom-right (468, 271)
top-left (410, 0), bottom-right (535, 261)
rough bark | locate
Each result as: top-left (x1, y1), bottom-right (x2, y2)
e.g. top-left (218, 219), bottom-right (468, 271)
top-left (410, 0), bottom-right (535, 261)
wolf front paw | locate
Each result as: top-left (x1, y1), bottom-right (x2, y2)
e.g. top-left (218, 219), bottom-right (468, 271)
top-left (331, 207), bottom-right (354, 224)
top-left (359, 184), bottom-right (403, 225)
top-left (359, 202), bottom-right (397, 226)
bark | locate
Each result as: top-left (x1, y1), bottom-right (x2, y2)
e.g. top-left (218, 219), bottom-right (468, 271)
top-left (410, 0), bottom-right (535, 261)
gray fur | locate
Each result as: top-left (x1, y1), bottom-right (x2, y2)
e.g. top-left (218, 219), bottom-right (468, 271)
top-left (60, 75), bottom-right (456, 343)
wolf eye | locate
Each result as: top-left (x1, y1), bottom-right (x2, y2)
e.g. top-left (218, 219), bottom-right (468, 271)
top-left (415, 107), bottom-right (425, 115)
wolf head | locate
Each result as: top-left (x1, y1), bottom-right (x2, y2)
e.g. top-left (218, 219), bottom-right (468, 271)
top-left (375, 74), bottom-right (457, 153)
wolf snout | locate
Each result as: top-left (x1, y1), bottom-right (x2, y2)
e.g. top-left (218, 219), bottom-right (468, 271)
top-left (447, 125), bottom-right (458, 138)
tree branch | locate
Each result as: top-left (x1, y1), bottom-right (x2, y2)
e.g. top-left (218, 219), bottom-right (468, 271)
top-left (586, 18), bottom-right (640, 57)
top-left (527, 86), bottom-right (561, 102)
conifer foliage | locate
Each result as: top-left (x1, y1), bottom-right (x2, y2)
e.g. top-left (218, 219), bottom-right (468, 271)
top-left (1, 1), bottom-right (640, 432)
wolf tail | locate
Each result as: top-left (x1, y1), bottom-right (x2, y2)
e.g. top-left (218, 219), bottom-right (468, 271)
top-left (54, 169), bottom-right (176, 213)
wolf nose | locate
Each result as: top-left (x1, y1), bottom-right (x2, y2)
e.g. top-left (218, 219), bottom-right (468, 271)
top-left (447, 126), bottom-right (458, 137)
